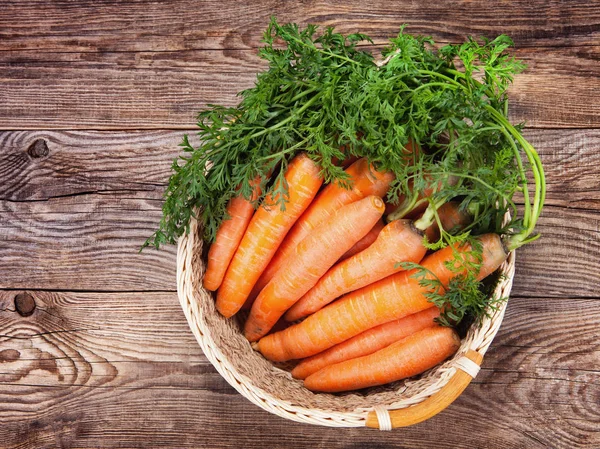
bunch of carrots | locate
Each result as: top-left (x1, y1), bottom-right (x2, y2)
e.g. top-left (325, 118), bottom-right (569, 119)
top-left (149, 21), bottom-right (547, 394)
top-left (201, 147), bottom-right (533, 393)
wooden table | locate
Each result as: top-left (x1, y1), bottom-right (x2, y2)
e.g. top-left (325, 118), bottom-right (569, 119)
top-left (1, 2), bottom-right (599, 448)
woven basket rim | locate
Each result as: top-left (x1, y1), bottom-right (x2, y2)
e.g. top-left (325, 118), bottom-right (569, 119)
top-left (177, 215), bottom-right (516, 428)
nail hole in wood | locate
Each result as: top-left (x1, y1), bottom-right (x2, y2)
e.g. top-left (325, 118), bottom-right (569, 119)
top-left (27, 139), bottom-right (49, 159)
top-left (14, 293), bottom-right (36, 317)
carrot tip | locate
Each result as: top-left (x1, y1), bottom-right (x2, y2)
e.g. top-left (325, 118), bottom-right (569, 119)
top-left (372, 196), bottom-right (384, 209)
top-left (215, 301), bottom-right (237, 319)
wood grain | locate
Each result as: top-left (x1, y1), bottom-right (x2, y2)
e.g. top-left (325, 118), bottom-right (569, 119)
top-left (0, 5), bottom-right (599, 128)
top-left (1, 0), bottom-right (598, 52)
top-left (509, 46), bottom-right (600, 128)
top-left (513, 205), bottom-right (600, 298)
top-left (1, 130), bottom-right (598, 295)
top-left (4, 197), bottom-right (596, 297)
top-left (0, 2), bottom-right (599, 446)
top-left (0, 130), bottom-right (182, 201)
top-left (525, 129), bottom-right (600, 211)
top-left (0, 191), bottom-right (177, 291)
top-left (2, 129), bottom-right (598, 206)
top-left (0, 292), bottom-right (597, 448)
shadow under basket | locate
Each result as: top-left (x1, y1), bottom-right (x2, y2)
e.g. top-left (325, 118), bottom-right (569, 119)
top-left (177, 217), bottom-right (516, 429)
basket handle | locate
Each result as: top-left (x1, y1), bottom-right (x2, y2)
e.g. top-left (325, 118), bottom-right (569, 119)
top-left (366, 349), bottom-right (484, 429)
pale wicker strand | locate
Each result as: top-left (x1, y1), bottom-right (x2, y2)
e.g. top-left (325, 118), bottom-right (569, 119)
top-left (454, 356), bottom-right (482, 378)
top-left (373, 406), bottom-right (393, 431)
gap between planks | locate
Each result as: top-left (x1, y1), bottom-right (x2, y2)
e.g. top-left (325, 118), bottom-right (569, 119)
top-left (4, 126), bottom-right (600, 131)
top-left (0, 288), bottom-right (177, 294)
top-left (0, 289), bottom-right (598, 300)
top-left (1, 41), bottom-right (598, 53)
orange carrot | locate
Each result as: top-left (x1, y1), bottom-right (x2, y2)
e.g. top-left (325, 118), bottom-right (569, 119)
top-left (248, 158), bottom-right (395, 301)
top-left (338, 219), bottom-right (385, 261)
top-left (303, 326), bottom-right (460, 392)
top-left (285, 219), bottom-right (427, 322)
top-left (216, 154), bottom-right (322, 318)
top-left (244, 196), bottom-right (386, 341)
top-left (203, 177), bottom-right (263, 291)
top-left (424, 201), bottom-right (472, 242)
top-left (257, 233), bottom-right (506, 361)
top-left (292, 307), bottom-right (440, 379)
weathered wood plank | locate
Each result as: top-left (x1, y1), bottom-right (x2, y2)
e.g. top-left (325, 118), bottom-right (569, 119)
top-left (1, 192), bottom-right (597, 297)
top-left (2, 129), bottom-right (599, 206)
top-left (0, 49), bottom-right (257, 130)
top-left (0, 292), bottom-right (597, 448)
top-left (0, 131), bottom-right (181, 291)
top-left (0, 130), bottom-right (599, 295)
top-left (509, 46), bottom-right (600, 128)
top-left (1, 0), bottom-right (598, 52)
top-left (513, 206), bottom-right (600, 298)
top-left (0, 130), bottom-right (182, 201)
top-left (0, 192), bottom-right (177, 291)
top-left (0, 48), bottom-right (598, 129)
top-left (0, 26), bottom-right (599, 128)
top-left (525, 129), bottom-right (600, 211)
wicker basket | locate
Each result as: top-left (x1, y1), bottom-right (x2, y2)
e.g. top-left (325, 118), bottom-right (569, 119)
top-left (177, 215), bottom-right (516, 430)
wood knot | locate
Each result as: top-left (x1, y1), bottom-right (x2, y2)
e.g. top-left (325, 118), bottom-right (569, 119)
top-left (14, 293), bottom-right (36, 317)
top-left (27, 139), bottom-right (49, 159)
top-left (0, 349), bottom-right (20, 362)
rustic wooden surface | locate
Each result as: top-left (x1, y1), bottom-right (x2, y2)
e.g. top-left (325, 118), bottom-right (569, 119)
top-left (0, 1), bottom-right (599, 448)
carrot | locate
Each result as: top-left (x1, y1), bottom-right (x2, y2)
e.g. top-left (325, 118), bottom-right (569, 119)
top-left (244, 195), bottom-right (386, 341)
top-left (257, 233), bottom-right (506, 361)
top-left (337, 219), bottom-right (385, 261)
top-left (248, 158), bottom-right (395, 301)
top-left (285, 219), bottom-right (427, 322)
top-left (203, 177), bottom-right (263, 291)
top-left (215, 154), bottom-right (322, 318)
top-left (303, 326), bottom-right (460, 392)
top-left (424, 201), bottom-right (472, 242)
top-left (292, 307), bottom-right (440, 379)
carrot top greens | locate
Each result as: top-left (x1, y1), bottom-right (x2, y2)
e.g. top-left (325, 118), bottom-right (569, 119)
top-left (145, 18), bottom-right (546, 326)
top-left (145, 18), bottom-right (543, 251)
top-left (146, 21), bottom-right (544, 247)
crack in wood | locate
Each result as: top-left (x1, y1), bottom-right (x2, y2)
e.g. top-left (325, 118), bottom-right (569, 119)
top-left (521, 430), bottom-right (549, 448)
top-left (0, 288), bottom-right (177, 294)
top-left (1, 40), bottom-right (599, 54)
top-left (0, 188), bottom-right (161, 203)
top-left (0, 328), bottom-right (96, 341)
top-left (0, 382), bottom-right (240, 394)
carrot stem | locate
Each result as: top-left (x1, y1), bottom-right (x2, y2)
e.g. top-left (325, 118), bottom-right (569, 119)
top-left (413, 197), bottom-right (448, 231)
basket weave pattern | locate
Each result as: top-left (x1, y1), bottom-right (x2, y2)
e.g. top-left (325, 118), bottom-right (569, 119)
top-left (177, 216), bottom-right (516, 428)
